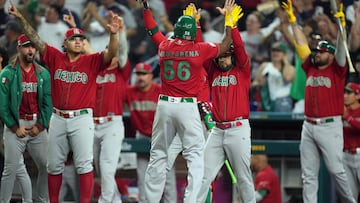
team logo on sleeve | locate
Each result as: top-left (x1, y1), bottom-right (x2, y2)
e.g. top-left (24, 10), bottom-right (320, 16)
top-left (1, 77), bottom-right (7, 84)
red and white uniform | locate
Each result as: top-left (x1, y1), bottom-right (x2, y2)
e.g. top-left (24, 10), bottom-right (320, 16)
top-left (254, 165), bottom-right (282, 203)
top-left (158, 39), bottom-right (219, 97)
top-left (302, 59), bottom-right (346, 117)
top-left (41, 45), bottom-right (105, 110)
top-left (125, 82), bottom-right (160, 137)
top-left (41, 43), bottom-right (107, 203)
top-left (125, 82), bottom-right (177, 203)
top-left (93, 60), bottom-right (131, 203)
top-left (343, 106), bottom-right (360, 201)
top-left (142, 9), bottom-right (219, 203)
top-left (300, 57), bottom-right (355, 203)
top-left (196, 28), bottom-right (256, 203)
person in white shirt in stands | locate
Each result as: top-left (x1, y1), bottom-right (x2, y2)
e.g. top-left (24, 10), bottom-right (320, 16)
top-left (200, 9), bottom-right (223, 43)
top-left (37, 4), bottom-right (69, 50)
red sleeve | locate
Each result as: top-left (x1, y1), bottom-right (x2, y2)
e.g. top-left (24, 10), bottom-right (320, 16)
top-left (40, 44), bottom-right (63, 72)
top-left (195, 21), bottom-right (203, 43)
top-left (302, 56), bottom-right (312, 73)
top-left (232, 28), bottom-right (249, 68)
top-left (345, 116), bottom-right (360, 130)
top-left (232, 28), bottom-right (250, 78)
top-left (143, 9), bottom-right (166, 46)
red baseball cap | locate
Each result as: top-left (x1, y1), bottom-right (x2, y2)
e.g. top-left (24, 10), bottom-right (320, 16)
top-left (64, 28), bottom-right (86, 39)
top-left (345, 82), bottom-right (360, 94)
top-left (134, 62), bottom-right (152, 74)
top-left (17, 34), bottom-right (31, 46)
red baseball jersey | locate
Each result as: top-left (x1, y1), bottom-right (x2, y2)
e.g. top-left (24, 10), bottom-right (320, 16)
top-left (125, 83), bottom-right (161, 136)
top-left (343, 106), bottom-right (360, 150)
top-left (254, 165), bottom-right (282, 203)
top-left (19, 65), bottom-right (39, 115)
top-left (206, 28), bottom-right (251, 122)
top-left (302, 57), bottom-right (347, 117)
top-left (40, 44), bottom-right (106, 110)
top-left (94, 60), bottom-right (131, 117)
top-left (197, 68), bottom-right (210, 102)
top-left (158, 39), bottom-right (219, 97)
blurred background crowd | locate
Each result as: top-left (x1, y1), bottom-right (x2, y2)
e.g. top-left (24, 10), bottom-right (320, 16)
top-left (1, 0), bottom-right (360, 114)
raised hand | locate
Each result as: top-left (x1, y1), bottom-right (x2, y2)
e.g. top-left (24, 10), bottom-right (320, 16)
top-left (136, 0), bottom-right (149, 9)
top-left (183, 3), bottom-right (201, 22)
top-left (223, 0), bottom-right (243, 28)
top-left (115, 16), bottom-right (125, 33)
top-left (334, 3), bottom-right (346, 27)
top-left (281, 0), bottom-right (296, 23)
top-left (8, 0), bottom-right (22, 18)
top-left (107, 11), bottom-right (120, 34)
top-left (63, 9), bottom-right (76, 28)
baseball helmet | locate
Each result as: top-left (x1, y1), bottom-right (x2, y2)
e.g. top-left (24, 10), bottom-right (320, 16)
top-left (316, 40), bottom-right (336, 54)
top-left (174, 15), bottom-right (196, 41)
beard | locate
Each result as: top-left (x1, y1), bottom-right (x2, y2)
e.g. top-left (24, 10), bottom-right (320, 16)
top-left (23, 53), bottom-right (34, 64)
top-left (314, 57), bottom-right (328, 67)
top-left (219, 64), bottom-right (233, 72)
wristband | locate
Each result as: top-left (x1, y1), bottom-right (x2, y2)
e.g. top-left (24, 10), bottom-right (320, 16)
top-left (146, 26), bottom-right (159, 36)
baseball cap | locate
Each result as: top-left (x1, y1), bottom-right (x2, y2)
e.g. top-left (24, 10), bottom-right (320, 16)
top-left (345, 82), bottom-right (360, 94)
top-left (271, 42), bottom-right (287, 53)
top-left (316, 40), bottom-right (336, 54)
top-left (64, 28), bottom-right (86, 39)
top-left (134, 62), bottom-right (152, 74)
top-left (17, 34), bottom-right (31, 46)
top-left (310, 32), bottom-right (322, 41)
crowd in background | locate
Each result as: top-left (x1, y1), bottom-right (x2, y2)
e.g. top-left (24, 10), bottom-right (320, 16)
top-left (1, 0), bottom-right (360, 114)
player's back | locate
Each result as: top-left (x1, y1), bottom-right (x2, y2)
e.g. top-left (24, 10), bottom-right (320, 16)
top-left (158, 39), bottom-right (218, 97)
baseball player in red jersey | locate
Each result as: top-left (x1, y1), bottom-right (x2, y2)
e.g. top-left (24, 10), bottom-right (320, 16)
top-left (0, 34), bottom-right (52, 203)
top-left (251, 154), bottom-right (282, 203)
top-left (283, 1), bottom-right (356, 202)
top-left (7, 0), bottom-right (120, 202)
top-left (125, 62), bottom-right (177, 203)
top-left (196, 16), bottom-right (256, 203)
top-left (343, 82), bottom-right (360, 201)
top-left (139, 0), bottom-right (241, 202)
top-left (93, 17), bottom-right (131, 203)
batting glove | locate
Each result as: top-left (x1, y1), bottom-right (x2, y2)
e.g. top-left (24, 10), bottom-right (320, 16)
top-left (281, 0), bottom-right (296, 23)
top-left (224, 5), bottom-right (243, 28)
top-left (183, 3), bottom-right (200, 22)
top-left (334, 3), bottom-right (346, 27)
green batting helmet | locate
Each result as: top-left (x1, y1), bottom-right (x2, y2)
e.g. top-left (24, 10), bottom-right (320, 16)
top-left (174, 15), bottom-right (196, 41)
top-left (316, 40), bottom-right (336, 54)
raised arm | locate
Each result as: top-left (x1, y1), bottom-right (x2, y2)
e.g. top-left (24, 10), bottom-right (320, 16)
top-left (117, 17), bottom-right (128, 68)
top-left (282, 0), bottom-right (311, 61)
top-left (103, 12), bottom-right (120, 64)
top-left (141, 0), bottom-right (166, 46)
top-left (333, 3), bottom-right (347, 67)
top-left (349, 6), bottom-right (360, 51)
top-left (8, 0), bottom-right (46, 55)
top-left (217, 0), bottom-right (244, 56)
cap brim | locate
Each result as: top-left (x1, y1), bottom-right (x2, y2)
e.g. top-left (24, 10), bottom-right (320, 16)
top-left (345, 87), bottom-right (354, 93)
top-left (135, 71), bottom-right (151, 74)
top-left (67, 34), bottom-right (86, 39)
top-left (19, 41), bottom-right (31, 46)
